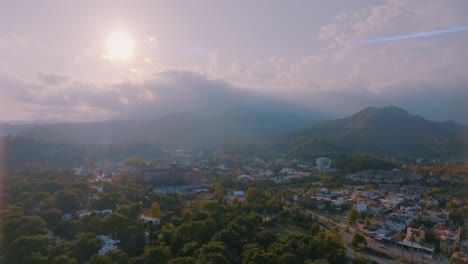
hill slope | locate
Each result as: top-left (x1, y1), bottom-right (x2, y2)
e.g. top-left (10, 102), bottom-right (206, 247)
top-left (283, 106), bottom-right (466, 157)
top-left (6, 111), bottom-right (315, 149)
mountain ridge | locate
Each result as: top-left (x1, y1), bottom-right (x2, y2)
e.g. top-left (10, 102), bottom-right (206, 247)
top-left (1, 111), bottom-right (317, 148)
top-left (284, 105), bottom-right (466, 157)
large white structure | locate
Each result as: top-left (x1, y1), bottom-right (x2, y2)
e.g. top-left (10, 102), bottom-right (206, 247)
top-left (315, 157), bottom-right (332, 172)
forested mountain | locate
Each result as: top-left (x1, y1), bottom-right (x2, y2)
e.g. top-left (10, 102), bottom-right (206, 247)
top-left (1, 111), bottom-right (316, 148)
top-left (222, 106), bottom-right (466, 158)
top-left (1, 106), bottom-right (465, 160)
top-left (0, 136), bottom-right (163, 168)
top-left (284, 106), bottom-right (466, 157)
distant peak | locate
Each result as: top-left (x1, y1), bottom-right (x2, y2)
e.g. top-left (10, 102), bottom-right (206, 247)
top-left (358, 105), bottom-right (408, 115)
top-left (383, 105), bottom-right (408, 113)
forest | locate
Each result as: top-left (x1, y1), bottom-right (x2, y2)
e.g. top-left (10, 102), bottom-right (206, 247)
top-left (0, 165), bottom-right (372, 264)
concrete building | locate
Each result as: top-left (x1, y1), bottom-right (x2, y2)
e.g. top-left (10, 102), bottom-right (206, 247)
top-left (315, 157), bottom-right (332, 172)
top-left (135, 163), bottom-right (201, 186)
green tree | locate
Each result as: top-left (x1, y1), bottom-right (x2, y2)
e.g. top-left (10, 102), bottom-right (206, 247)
top-left (54, 220), bottom-right (80, 240)
top-left (348, 208), bottom-right (358, 225)
top-left (50, 255), bottom-right (79, 264)
top-left (213, 182), bottom-right (225, 203)
top-left (73, 233), bottom-right (101, 263)
top-left (245, 187), bottom-right (267, 212)
top-left (54, 191), bottom-right (81, 213)
top-left (2, 215), bottom-right (47, 243)
top-left (106, 249), bottom-right (129, 264)
top-left (351, 232), bottom-right (367, 249)
top-left (88, 255), bottom-right (112, 264)
top-left (7, 235), bottom-right (53, 264)
top-left (125, 157), bottom-right (148, 168)
top-left (39, 208), bottom-right (63, 229)
top-left (195, 241), bottom-right (230, 264)
top-left (449, 210), bottom-right (464, 226)
top-left (351, 232), bottom-right (367, 259)
top-left (254, 230), bottom-right (277, 249)
top-left (353, 256), bottom-right (378, 264)
top-left (242, 243), bottom-right (275, 264)
top-left (364, 217), bottom-right (371, 228)
top-left (149, 202), bottom-right (161, 218)
top-left (141, 245), bottom-right (172, 264)
top-left (304, 260), bottom-right (329, 264)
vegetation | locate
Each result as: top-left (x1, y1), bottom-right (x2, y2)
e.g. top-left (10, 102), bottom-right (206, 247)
top-left (334, 154), bottom-right (398, 173)
top-left (0, 166), bottom-right (349, 264)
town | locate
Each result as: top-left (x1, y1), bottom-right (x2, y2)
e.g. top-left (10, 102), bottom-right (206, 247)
top-left (46, 149), bottom-right (466, 264)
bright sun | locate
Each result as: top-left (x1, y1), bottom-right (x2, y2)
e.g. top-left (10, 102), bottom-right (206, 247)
top-left (105, 32), bottom-right (135, 61)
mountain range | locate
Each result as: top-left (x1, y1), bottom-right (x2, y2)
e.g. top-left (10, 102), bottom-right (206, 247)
top-left (1, 106), bottom-right (466, 159)
top-left (281, 106), bottom-right (466, 157)
top-left (0, 111), bottom-right (315, 148)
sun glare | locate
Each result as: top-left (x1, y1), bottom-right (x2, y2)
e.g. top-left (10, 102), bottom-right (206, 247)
top-left (105, 32), bottom-right (135, 61)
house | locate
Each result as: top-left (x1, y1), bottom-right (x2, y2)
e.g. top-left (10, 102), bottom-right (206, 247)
top-left (237, 174), bottom-right (254, 183)
top-left (138, 214), bottom-right (160, 226)
top-left (94, 209), bottom-right (113, 218)
top-left (385, 214), bottom-right (412, 232)
top-left (435, 224), bottom-right (461, 253)
top-left (97, 235), bottom-right (119, 255)
top-left (355, 203), bottom-right (368, 212)
top-left (406, 227), bottom-right (425, 243)
top-left (380, 184), bottom-right (400, 193)
top-left (401, 185), bottom-right (427, 195)
top-left (75, 209), bottom-right (89, 217)
top-left (433, 224), bottom-right (448, 236)
top-left (233, 190), bottom-right (245, 198)
top-left (430, 211), bottom-right (449, 224)
top-left (367, 201), bottom-right (381, 214)
top-left (62, 213), bottom-right (73, 220)
top-left (419, 210), bottom-right (430, 220)
top-left (280, 168), bottom-right (295, 175)
top-left (371, 215), bottom-right (386, 228)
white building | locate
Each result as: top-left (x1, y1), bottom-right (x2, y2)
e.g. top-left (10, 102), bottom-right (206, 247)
top-left (315, 157), bottom-right (332, 172)
top-left (97, 235), bottom-right (119, 255)
top-left (233, 190), bottom-right (245, 198)
top-left (280, 168), bottom-right (295, 175)
top-left (94, 209), bottom-right (113, 218)
top-left (138, 214), bottom-right (161, 226)
top-left (62, 213), bottom-right (73, 220)
top-left (355, 203), bottom-right (368, 212)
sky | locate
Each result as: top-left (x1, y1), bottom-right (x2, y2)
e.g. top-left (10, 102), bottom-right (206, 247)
top-left (0, 0), bottom-right (467, 123)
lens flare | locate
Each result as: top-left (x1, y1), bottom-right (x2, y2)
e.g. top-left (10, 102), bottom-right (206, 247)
top-left (350, 24), bottom-right (468, 44)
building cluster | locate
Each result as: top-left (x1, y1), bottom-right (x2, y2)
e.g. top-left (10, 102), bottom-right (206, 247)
top-left (345, 169), bottom-right (422, 184)
top-left (296, 184), bottom-right (463, 255)
top-left (213, 156), bottom-right (337, 185)
top-left (351, 188), bottom-right (462, 255)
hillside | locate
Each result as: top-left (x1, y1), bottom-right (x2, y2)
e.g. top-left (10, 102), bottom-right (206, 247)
top-left (285, 106), bottom-right (466, 157)
top-left (0, 136), bottom-right (164, 168)
top-left (2, 111), bottom-right (315, 149)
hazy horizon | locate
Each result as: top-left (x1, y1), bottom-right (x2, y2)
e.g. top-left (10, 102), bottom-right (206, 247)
top-left (1, 0), bottom-right (467, 123)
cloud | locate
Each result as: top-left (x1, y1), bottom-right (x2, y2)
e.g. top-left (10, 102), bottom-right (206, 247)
top-left (212, 0), bottom-right (468, 122)
top-left (287, 0), bottom-right (468, 114)
top-left (180, 46), bottom-right (209, 52)
top-left (37, 72), bottom-right (70, 86)
top-left (207, 51), bottom-right (219, 78)
top-left (145, 36), bottom-right (159, 49)
top-left (0, 70), bottom-right (311, 121)
top-left (143, 57), bottom-right (159, 65)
